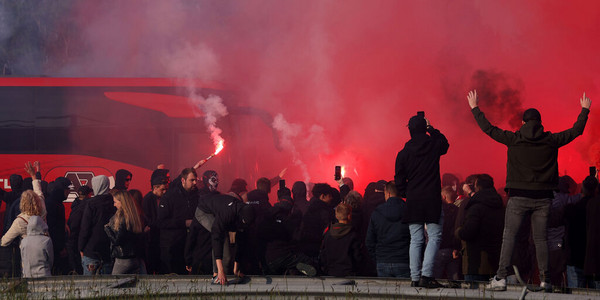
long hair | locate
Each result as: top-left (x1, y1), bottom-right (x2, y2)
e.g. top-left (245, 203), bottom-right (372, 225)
top-left (19, 190), bottom-right (43, 216)
top-left (112, 190), bottom-right (142, 233)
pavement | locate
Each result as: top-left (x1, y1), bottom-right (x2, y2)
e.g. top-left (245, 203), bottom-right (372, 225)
top-left (1, 275), bottom-right (600, 299)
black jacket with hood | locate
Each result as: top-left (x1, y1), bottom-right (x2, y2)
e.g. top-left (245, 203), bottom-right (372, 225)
top-left (472, 107), bottom-right (588, 191)
top-left (455, 188), bottom-right (505, 276)
top-left (395, 126), bottom-right (449, 223)
top-left (365, 197), bottom-right (410, 264)
top-left (78, 175), bottom-right (115, 261)
top-left (45, 177), bottom-right (70, 253)
top-left (320, 222), bottom-right (362, 277)
top-left (113, 169), bottom-right (132, 191)
top-left (196, 194), bottom-right (249, 260)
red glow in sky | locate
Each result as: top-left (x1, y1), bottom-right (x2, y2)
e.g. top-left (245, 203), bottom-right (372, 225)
top-left (28, 1), bottom-right (600, 193)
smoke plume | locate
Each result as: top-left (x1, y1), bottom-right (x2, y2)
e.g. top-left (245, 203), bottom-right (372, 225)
top-left (272, 114), bottom-right (310, 183)
top-left (470, 70), bottom-right (525, 129)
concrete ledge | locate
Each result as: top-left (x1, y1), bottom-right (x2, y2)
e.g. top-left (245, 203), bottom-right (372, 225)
top-left (1, 276), bottom-right (599, 299)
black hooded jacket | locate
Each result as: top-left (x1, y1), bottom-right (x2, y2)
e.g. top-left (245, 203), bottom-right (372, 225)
top-left (45, 177), bottom-right (70, 252)
top-left (113, 169), bottom-right (132, 191)
top-left (78, 194), bottom-right (116, 261)
top-left (320, 222), bottom-right (362, 276)
top-left (196, 194), bottom-right (248, 260)
top-left (455, 188), bottom-right (505, 275)
top-left (395, 126), bottom-right (449, 223)
top-left (365, 197), bottom-right (410, 264)
top-left (472, 107), bottom-right (588, 191)
top-left (299, 199), bottom-right (335, 257)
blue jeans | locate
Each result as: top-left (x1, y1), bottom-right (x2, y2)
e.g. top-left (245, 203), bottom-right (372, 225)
top-left (376, 263), bottom-right (410, 278)
top-left (566, 265), bottom-right (597, 288)
top-left (82, 256), bottom-right (113, 275)
top-left (408, 210), bottom-right (443, 282)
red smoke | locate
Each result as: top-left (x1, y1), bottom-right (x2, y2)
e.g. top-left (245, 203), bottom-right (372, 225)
top-left (39, 1), bottom-right (600, 192)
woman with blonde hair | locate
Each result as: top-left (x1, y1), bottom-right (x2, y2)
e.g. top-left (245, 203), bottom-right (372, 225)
top-left (1, 190), bottom-right (46, 246)
top-left (104, 190), bottom-right (146, 274)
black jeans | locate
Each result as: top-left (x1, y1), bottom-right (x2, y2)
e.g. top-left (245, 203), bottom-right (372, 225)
top-left (496, 196), bottom-right (551, 283)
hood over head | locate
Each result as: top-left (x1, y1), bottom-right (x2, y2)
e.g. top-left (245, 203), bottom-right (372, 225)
top-left (92, 175), bottom-right (110, 196)
top-left (291, 181), bottom-right (307, 201)
top-left (114, 169), bottom-right (132, 190)
top-left (328, 222), bottom-right (353, 239)
top-left (9, 174), bottom-right (23, 191)
top-left (22, 177), bottom-right (33, 190)
top-left (518, 120), bottom-right (547, 142)
top-left (26, 215), bottom-right (48, 236)
top-left (408, 115), bottom-right (427, 137)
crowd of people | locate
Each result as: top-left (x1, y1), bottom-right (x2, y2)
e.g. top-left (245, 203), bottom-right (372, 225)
top-left (0, 90), bottom-right (598, 293)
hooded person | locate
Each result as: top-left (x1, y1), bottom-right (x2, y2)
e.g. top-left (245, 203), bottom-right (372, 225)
top-left (20, 215), bottom-right (53, 278)
top-left (320, 203), bottom-right (363, 276)
top-left (455, 174), bottom-right (505, 283)
top-left (78, 175), bottom-right (116, 275)
top-left (292, 181), bottom-right (309, 216)
top-left (395, 114), bottom-right (449, 288)
top-left (66, 185), bottom-right (93, 275)
top-left (195, 193), bottom-right (255, 285)
top-left (114, 169), bottom-right (133, 191)
top-left (45, 176), bottom-right (71, 275)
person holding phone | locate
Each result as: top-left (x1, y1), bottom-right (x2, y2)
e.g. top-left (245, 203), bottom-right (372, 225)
top-left (395, 112), bottom-right (449, 288)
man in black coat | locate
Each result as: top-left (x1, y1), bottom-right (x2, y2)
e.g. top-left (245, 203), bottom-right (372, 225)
top-left (141, 174), bottom-right (168, 274)
top-left (45, 176), bottom-right (71, 275)
top-left (366, 181), bottom-right (411, 278)
top-left (157, 168), bottom-right (198, 274)
top-left (78, 175), bottom-right (115, 275)
top-left (455, 174), bottom-right (504, 283)
top-left (468, 90), bottom-right (590, 291)
top-left (66, 185), bottom-right (93, 275)
top-left (395, 113), bottom-right (449, 288)
top-left (299, 183), bottom-right (336, 261)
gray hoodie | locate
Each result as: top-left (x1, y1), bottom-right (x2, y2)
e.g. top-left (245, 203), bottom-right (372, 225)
top-left (92, 175), bottom-right (110, 196)
top-left (20, 216), bottom-right (53, 278)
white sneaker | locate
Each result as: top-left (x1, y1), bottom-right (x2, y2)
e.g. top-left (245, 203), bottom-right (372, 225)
top-left (486, 276), bottom-right (507, 291)
top-left (540, 281), bottom-right (552, 292)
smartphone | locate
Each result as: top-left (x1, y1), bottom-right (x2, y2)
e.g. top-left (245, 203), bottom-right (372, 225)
top-left (335, 166), bottom-right (342, 181)
top-left (417, 111), bottom-right (425, 118)
top-left (279, 179), bottom-right (286, 189)
top-left (590, 166), bottom-right (597, 177)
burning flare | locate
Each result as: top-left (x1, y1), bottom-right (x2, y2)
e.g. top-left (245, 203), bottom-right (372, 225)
top-left (193, 139), bottom-right (225, 169)
top-left (341, 166), bottom-right (346, 178)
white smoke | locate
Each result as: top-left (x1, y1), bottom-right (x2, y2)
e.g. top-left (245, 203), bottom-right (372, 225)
top-left (164, 43), bottom-right (228, 151)
top-left (272, 113), bottom-right (311, 183)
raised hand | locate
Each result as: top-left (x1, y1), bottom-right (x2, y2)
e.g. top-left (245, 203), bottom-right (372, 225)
top-left (467, 90), bottom-right (478, 109)
top-left (24, 161), bottom-right (36, 178)
top-left (581, 92), bottom-right (591, 109)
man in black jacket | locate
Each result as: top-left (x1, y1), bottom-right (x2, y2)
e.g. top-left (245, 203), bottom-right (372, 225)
top-left (455, 174), bottom-right (504, 284)
top-left (468, 90), bottom-right (591, 291)
top-left (366, 181), bottom-right (411, 278)
top-left (195, 193), bottom-right (255, 285)
top-left (395, 113), bottom-right (449, 288)
top-left (78, 175), bottom-right (115, 275)
top-left (299, 183), bottom-right (336, 262)
top-left (157, 168), bottom-right (198, 275)
top-left (142, 174), bottom-right (168, 274)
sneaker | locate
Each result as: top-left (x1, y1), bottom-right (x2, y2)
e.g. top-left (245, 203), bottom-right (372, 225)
top-left (418, 276), bottom-right (444, 289)
top-left (540, 281), bottom-right (552, 293)
top-left (486, 276), bottom-right (507, 291)
top-left (296, 262), bottom-right (317, 277)
top-left (410, 281), bottom-right (420, 287)
top-left (211, 275), bottom-right (220, 285)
